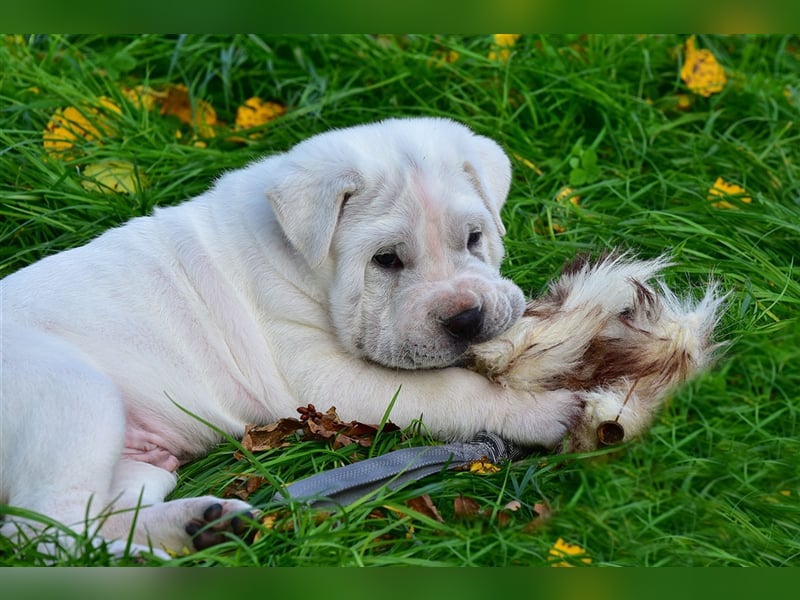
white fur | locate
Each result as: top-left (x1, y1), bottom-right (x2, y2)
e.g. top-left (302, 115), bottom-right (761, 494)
top-left (0, 118), bottom-right (583, 558)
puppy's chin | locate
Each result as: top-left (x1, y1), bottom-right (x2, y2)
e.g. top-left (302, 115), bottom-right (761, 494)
top-left (358, 341), bottom-right (469, 370)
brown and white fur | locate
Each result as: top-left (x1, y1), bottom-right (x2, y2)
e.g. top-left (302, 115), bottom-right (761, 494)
top-left (469, 253), bottom-right (726, 451)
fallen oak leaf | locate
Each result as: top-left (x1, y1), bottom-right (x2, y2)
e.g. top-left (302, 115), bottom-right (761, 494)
top-left (303, 409), bottom-right (372, 449)
top-left (298, 404), bottom-right (399, 449)
top-left (238, 419), bottom-right (302, 456)
top-left (238, 404), bottom-right (400, 456)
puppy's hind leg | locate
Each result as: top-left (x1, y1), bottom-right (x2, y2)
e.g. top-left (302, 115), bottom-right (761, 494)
top-left (101, 460), bottom-right (257, 556)
top-left (0, 326), bottom-right (139, 558)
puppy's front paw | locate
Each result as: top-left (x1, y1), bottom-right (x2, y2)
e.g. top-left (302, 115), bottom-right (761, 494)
top-left (185, 501), bottom-right (258, 551)
top-left (501, 389), bottom-right (585, 449)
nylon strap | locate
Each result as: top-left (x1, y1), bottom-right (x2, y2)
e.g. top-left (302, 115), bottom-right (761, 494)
top-left (273, 431), bottom-right (531, 507)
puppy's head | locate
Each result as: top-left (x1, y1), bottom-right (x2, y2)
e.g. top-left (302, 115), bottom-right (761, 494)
top-left (265, 117), bottom-right (525, 369)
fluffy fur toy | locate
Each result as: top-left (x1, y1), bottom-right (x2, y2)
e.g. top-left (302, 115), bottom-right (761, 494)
top-left (467, 253), bottom-right (726, 452)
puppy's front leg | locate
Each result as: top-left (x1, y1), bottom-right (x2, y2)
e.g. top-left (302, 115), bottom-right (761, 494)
top-left (393, 370), bottom-right (583, 449)
top-left (299, 359), bottom-right (583, 449)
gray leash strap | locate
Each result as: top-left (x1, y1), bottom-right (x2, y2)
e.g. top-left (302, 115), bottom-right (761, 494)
top-left (273, 432), bottom-right (531, 507)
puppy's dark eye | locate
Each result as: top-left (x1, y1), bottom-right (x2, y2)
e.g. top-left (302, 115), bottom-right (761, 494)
top-left (467, 230), bottom-right (482, 248)
top-left (373, 252), bottom-right (403, 270)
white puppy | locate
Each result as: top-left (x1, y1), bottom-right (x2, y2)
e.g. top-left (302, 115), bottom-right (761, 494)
top-left (0, 118), bottom-right (583, 557)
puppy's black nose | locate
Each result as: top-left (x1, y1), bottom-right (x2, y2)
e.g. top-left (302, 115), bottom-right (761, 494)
top-left (442, 307), bottom-right (484, 341)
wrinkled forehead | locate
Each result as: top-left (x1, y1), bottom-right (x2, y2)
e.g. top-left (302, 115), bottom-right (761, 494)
top-left (361, 153), bottom-right (487, 223)
top-left (333, 158), bottom-right (493, 263)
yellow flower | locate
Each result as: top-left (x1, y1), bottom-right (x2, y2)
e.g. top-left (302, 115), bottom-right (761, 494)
top-left (489, 34), bottom-right (520, 61)
top-left (681, 35), bottom-right (727, 97)
top-left (707, 176), bottom-right (751, 209)
top-left (43, 97), bottom-right (121, 157)
top-left (234, 97), bottom-right (286, 131)
top-left (548, 537), bottom-right (592, 567)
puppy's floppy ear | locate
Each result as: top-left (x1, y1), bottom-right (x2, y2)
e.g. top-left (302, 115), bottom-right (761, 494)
top-left (266, 162), bottom-right (363, 267)
top-left (462, 134), bottom-right (512, 236)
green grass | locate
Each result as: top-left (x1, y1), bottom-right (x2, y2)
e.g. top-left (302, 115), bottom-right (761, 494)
top-left (1, 34), bottom-right (799, 567)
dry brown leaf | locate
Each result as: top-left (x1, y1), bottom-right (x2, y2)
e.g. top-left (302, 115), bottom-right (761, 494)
top-left (405, 494), bottom-right (444, 523)
top-left (495, 509), bottom-right (512, 527)
top-left (297, 403), bottom-right (399, 450)
top-left (522, 500), bottom-right (554, 533)
top-left (453, 495), bottom-right (481, 519)
top-left (223, 474), bottom-right (267, 501)
top-left (240, 419), bottom-right (301, 453)
top-left (237, 404), bottom-right (399, 457)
